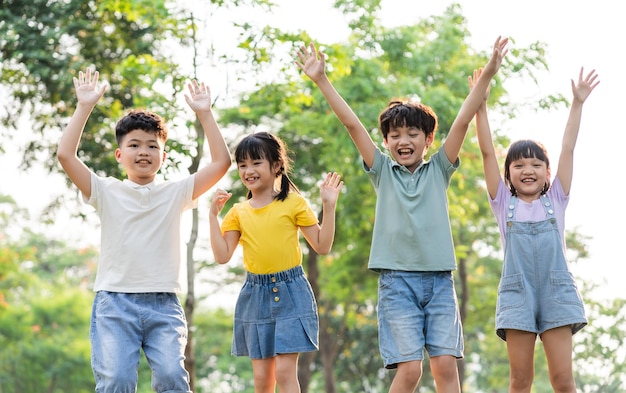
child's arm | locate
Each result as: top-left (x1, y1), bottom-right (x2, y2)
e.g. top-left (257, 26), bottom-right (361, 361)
top-left (556, 67), bottom-right (599, 195)
top-left (57, 68), bottom-right (108, 199)
top-left (300, 172), bottom-right (344, 255)
top-left (184, 80), bottom-right (232, 200)
top-left (208, 188), bottom-right (240, 264)
top-left (443, 36), bottom-right (508, 165)
top-left (296, 43), bottom-right (377, 169)
top-left (470, 69), bottom-right (501, 199)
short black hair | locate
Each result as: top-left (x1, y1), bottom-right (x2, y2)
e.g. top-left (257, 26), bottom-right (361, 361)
top-left (115, 109), bottom-right (167, 146)
top-left (378, 100), bottom-right (438, 139)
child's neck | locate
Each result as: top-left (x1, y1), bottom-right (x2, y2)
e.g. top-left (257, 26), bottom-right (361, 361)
top-left (249, 188), bottom-right (278, 208)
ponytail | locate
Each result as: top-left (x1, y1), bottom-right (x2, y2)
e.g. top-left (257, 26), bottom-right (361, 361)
top-left (276, 172), bottom-right (300, 201)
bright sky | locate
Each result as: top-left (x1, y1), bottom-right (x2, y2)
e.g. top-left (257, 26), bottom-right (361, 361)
top-left (1, 0), bottom-right (622, 300)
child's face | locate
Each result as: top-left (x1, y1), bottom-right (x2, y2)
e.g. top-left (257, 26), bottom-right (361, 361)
top-left (508, 157), bottom-right (550, 202)
top-left (115, 129), bottom-right (166, 184)
top-left (237, 156), bottom-right (280, 195)
top-left (383, 125), bottom-right (433, 173)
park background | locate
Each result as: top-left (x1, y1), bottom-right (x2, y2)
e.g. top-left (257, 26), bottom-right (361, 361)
top-left (1, 0), bottom-right (624, 392)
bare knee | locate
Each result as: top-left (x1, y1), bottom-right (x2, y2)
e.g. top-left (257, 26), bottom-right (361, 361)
top-left (550, 371), bottom-right (576, 393)
top-left (509, 370), bottom-right (533, 392)
top-left (390, 361), bottom-right (422, 392)
top-left (430, 355), bottom-right (460, 391)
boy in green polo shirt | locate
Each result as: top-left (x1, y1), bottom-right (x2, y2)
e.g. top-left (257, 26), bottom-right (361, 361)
top-left (296, 37), bottom-right (508, 392)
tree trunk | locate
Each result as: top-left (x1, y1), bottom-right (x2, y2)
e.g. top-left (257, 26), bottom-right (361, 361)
top-left (299, 249), bottom-right (318, 393)
top-left (184, 207), bottom-right (199, 390)
top-left (299, 209), bottom-right (342, 393)
top-left (184, 117), bottom-right (204, 391)
top-left (457, 256), bottom-right (468, 391)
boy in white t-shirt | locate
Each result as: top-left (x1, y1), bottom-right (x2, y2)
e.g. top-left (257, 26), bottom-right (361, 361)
top-left (57, 67), bottom-right (231, 392)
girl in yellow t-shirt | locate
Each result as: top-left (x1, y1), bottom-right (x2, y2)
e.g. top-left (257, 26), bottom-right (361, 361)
top-left (209, 131), bottom-right (343, 393)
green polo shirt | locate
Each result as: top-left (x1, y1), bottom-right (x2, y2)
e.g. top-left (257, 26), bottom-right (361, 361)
top-left (364, 147), bottom-right (458, 272)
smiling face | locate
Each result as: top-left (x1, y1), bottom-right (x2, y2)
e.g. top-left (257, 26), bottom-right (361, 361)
top-left (115, 129), bottom-right (166, 184)
top-left (378, 100), bottom-right (438, 173)
top-left (507, 157), bottom-right (550, 202)
top-left (384, 126), bottom-right (434, 172)
top-left (237, 156), bottom-right (280, 194)
top-left (504, 139), bottom-right (551, 202)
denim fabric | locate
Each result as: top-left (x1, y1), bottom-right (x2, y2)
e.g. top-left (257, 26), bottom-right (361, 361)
top-left (90, 291), bottom-right (191, 393)
top-left (232, 265), bottom-right (319, 359)
top-left (377, 270), bottom-right (463, 369)
top-left (496, 194), bottom-right (587, 340)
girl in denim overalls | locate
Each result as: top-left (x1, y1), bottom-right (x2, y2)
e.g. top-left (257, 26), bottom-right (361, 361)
top-left (472, 67), bottom-right (599, 392)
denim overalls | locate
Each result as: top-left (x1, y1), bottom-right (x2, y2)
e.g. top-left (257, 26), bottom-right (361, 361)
top-left (495, 194), bottom-right (587, 341)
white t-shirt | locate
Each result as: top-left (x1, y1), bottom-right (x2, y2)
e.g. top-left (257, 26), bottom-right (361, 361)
top-left (86, 173), bottom-right (196, 293)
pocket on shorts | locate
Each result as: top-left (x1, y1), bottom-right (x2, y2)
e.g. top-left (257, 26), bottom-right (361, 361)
top-left (497, 274), bottom-right (525, 310)
top-left (550, 270), bottom-right (583, 305)
top-left (378, 270), bottom-right (394, 290)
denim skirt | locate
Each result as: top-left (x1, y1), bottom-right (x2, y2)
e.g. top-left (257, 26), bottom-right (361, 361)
top-left (232, 265), bottom-right (319, 359)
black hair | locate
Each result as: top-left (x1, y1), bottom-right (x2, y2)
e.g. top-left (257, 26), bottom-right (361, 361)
top-left (504, 139), bottom-right (551, 196)
top-left (234, 132), bottom-right (299, 201)
top-left (378, 100), bottom-right (438, 139)
top-left (115, 109), bottom-right (168, 146)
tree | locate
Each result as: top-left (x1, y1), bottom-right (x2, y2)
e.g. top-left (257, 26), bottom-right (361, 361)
top-left (0, 0), bottom-right (265, 390)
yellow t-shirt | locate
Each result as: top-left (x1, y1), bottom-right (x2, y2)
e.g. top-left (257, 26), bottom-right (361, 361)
top-left (221, 192), bottom-right (319, 274)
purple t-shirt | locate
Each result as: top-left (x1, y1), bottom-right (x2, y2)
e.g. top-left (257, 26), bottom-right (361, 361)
top-left (489, 177), bottom-right (569, 252)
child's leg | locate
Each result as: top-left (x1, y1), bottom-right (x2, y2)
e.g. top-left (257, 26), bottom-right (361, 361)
top-left (275, 353), bottom-right (300, 393)
top-left (252, 358), bottom-right (276, 393)
top-left (430, 355), bottom-right (460, 393)
top-left (389, 360), bottom-right (422, 393)
top-left (141, 293), bottom-right (191, 392)
top-left (91, 291), bottom-right (142, 392)
top-left (505, 329), bottom-right (537, 393)
top-left (541, 326), bottom-right (576, 393)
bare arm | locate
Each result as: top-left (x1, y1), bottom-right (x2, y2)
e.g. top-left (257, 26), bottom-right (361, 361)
top-left (556, 67), bottom-right (599, 195)
top-left (184, 80), bottom-right (232, 200)
top-left (57, 68), bottom-right (108, 199)
top-left (443, 36), bottom-right (508, 164)
top-left (208, 188), bottom-right (240, 263)
top-left (296, 43), bottom-right (377, 168)
top-left (470, 69), bottom-right (501, 199)
top-left (299, 172), bottom-right (343, 255)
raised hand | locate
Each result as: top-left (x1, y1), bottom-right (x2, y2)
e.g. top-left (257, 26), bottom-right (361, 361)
top-left (483, 36), bottom-right (509, 77)
top-left (210, 188), bottom-right (232, 216)
top-left (295, 43), bottom-right (327, 83)
top-left (319, 172), bottom-right (344, 204)
top-left (184, 79), bottom-right (212, 113)
top-left (468, 68), bottom-right (491, 109)
top-left (73, 68), bottom-right (108, 106)
top-left (571, 67), bottom-right (600, 104)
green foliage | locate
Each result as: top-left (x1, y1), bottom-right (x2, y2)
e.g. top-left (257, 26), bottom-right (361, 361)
top-left (0, 0), bottom-right (188, 179)
top-left (0, 199), bottom-right (95, 392)
top-left (192, 307), bottom-right (255, 392)
top-left (1, 1), bottom-right (623, 392)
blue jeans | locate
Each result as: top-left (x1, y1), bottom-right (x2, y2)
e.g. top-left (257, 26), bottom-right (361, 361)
top-left (90, 291), bottom-right (192, 393)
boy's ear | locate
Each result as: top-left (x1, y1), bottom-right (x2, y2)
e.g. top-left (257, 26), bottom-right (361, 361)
top-left (114, 148), bottom-right (122, 163)
top-left (426, 132), bottom-right (435, 148)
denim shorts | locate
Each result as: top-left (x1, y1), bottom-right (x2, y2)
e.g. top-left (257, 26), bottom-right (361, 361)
top-left (377, 270), bottom-right (463, 369)
top-left (90, 291), bottom-right (191, 393)
top-left (232, 265), bottom-right (319, 359)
